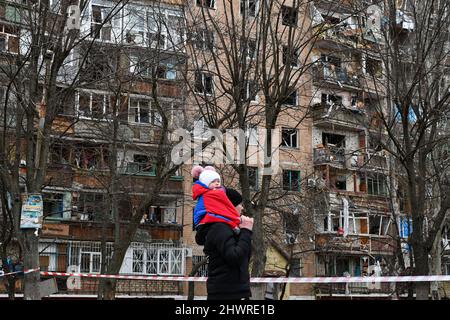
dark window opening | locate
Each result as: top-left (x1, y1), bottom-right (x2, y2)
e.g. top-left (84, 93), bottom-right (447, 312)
top-left (281, 128), bottom-right (298, 148)
top-left (283, 170), bottom-right (301, 191)
top-left (281, 5), bottom-right (298, 26)
top-left (322, 132), bottom-right (346, 148)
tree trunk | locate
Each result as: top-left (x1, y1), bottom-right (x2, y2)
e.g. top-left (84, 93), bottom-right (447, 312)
top-left (413, 245), bottom-right (430, 300)
top-left (22, 230), bottom-right (40, 300)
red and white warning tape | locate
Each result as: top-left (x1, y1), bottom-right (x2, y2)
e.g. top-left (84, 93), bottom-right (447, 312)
top-left (39, 271), bottom-right (450, 284)
top-left (0, 268), bottom-right (40, 278)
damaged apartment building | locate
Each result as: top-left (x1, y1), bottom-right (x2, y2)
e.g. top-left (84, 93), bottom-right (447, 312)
top-left (1, 0), bottom-right (188, 296)
top-left (309, 0), bottom-right (400, 298)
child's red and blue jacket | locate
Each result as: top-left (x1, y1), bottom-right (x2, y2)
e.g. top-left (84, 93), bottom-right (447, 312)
top-left (192, 181), bottom-right (241, 230)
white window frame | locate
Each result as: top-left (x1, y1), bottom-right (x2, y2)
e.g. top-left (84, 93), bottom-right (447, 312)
top-left (283, 90), bottom-right (298, 106)
top-left (76, 91), bottom-right (110, 120)
top-left (79, 250), bottom-right (102, 274)
top-left (129, 96), bottom-right (162, 125)
top-left (244, 80), bottom-right (258, 102)
top-left (91, 4), bottom-right (113, 41)
top-left (246, 126), bottom-right (258, 145)
top-left (240, 0), bottom-right (259, 17)
top-left (281, 128), bottom-right (298, 148)
top-left (130, 246), bottom-right (184, 275)
top-left (194, 72), bottom-right (214, 95)
top-left (193, 117), bottom-right (211, 140)
top-left (0, 26), bottom-right (19, 54)
top-left (196, 0), bottom-right (215, 9)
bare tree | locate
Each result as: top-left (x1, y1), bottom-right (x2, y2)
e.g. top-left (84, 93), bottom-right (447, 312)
top-left (184, 0), bottom-right (329, 298)
top-left (354, 0), bottom-right (450, 299)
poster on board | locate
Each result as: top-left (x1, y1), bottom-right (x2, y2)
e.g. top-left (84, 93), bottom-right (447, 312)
top-left (20, 194), bottom-right (43, 229)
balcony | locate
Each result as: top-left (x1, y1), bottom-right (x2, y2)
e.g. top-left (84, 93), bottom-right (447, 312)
top-left (312, 65), bottom-right (361, 89)
top-left (312, 103), bottom-right (366, 131)
top-left (315, 233), bottom-right (396, 255)
top-left (316, 24), bottom-right (362, 49)
top-left (314, 147), bottom-right (346, 168)
top-left (358, 152), bottom-right (388, 172)
top-left (315, 282), bottom-right (392, 297)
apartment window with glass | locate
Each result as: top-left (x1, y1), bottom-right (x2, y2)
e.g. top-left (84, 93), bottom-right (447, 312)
top-left (196, 0), bottom-right (215, 8)
top-left (282, 90), bottom-right (297, 106)
top-left (283, 170), bottom-right (301, 191)
top-left (77, 193), bottom-right (107, 221)
top-left (242, 80), bottom-right (257, 101)
top-left (367, 174), bottom-right (387, 196)
top-left (245, 39), bottom-right (256, 59)
top-left (246, 126), bottom-right (258, 145)
top-left (91, 5), bottom-right (112, 41)
top-left (128, 98), bottom-right (162, 125)
top-left (126, 154), bottom-right (156, 175)
top-left (194, 72), bottom-right (214, 95)
top-left (240, 0), bottom-right (258, 17)
top-left (147, 12), bottom-right (167, 49)
top-left (281, 128), bottom-right (298, 148)
top-left (282, 46), bottom-right (299, 67)
top-left (77, 92), bottom-right (110, 119)
top-left (248, 166), bottom-right (258, 190)
top-left (193, 29), bottom-right (214, 51)
top-left (124, 8), bottom-right (145, 44)
top-left (281, 5), bottom-right (298, 26)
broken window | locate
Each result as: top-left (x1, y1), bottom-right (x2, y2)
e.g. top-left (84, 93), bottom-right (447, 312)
top-left (194, 72), bottom-right (214, 95)
top-left (193, 29), bottom-right (214, 51)
top-left (241, 80), bottom-right (257, 101)
top-left (128, 98), bottom-right (162, 125)
top-left (49, 144), bottom-right (71, 165)
top-left (281, 5), bottom-right (298, 26)
top-left (366, 57), bottom-right (382, 78)
top-left (76, 192), bottom-right (107, 221)
top-left (240, 0), bottom-right (258, 17)
top-left (73, 144), bottom-right (109, 170)
top-left (43, 193), bottom-right (64, 218)
top-left (124, 7), bottom-right (145, 44)
top-left (283, 45), bottom-right (299, 67)
top-left (367, 174), bottom-right (387, 196)
top-left (321, 93), bottom-right (343, 106)
top-left (91, 5), bottom-right (112, 41)
top-left (369, 215), bottom-right (391, 236)
top-left (77, 91), bottom-right (110, 119)
top-left (240, 38), bottom-right (257, 60)
top-left (322, 132), bottom-right (346, 148)
top-left (129, 98), bottom-right (150, 123)
top-left (196, 0), bottom-right (215, 9)
top-left (0, 23), bottom-right (19, 53)
top-left (281, 128), bottom-right (298, 148)
top-left (125, 154), bottom-right (156, 175)
top-left (282, 90), bottom-right (297, 106)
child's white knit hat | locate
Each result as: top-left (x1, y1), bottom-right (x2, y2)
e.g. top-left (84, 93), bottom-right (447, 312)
top-left (199, 169), bottom-right (221, 187)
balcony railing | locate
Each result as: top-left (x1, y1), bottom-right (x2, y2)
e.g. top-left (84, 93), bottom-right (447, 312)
top-left (315, 282), bottom-right (392, 296)
top-left (315, 233), bottom-right (396, 254)
top-left (314, 147), bottom-right (346, 167)
top-left (312, 103), bottom-right (366, 129)
top-left (313, 65), bottom-right (361, 88)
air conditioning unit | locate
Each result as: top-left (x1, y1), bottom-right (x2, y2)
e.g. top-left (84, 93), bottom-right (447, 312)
top-left (307, 178), bottom-right (316, 188)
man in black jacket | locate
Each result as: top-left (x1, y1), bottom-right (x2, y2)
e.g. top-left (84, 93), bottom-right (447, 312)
top-left (195, 188), bottom-right (253, 300)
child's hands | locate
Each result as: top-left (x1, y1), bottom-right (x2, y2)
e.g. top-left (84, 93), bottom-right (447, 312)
top-left (239, 215), bottom-right (254, 231)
